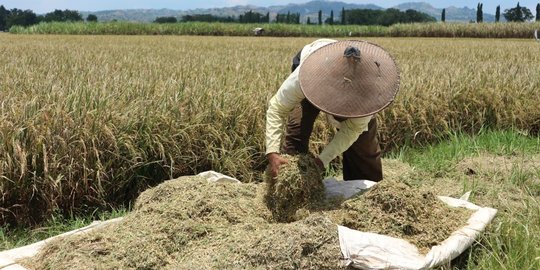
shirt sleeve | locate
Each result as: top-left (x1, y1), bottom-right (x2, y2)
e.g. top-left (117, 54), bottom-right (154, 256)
top-left (265, 68), bottom-right (305, 155)
top-left (318, 116), bottom-right (371, 168)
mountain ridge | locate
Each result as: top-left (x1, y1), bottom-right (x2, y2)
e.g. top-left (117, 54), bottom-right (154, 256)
top-left (80, 1), bottom-right (497, 23)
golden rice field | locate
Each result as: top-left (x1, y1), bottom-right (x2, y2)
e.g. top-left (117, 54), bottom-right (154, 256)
top-left (1, 33), bottom-right (539, 225)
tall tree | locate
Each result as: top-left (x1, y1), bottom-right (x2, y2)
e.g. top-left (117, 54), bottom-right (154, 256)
top-left (495, 5), bottom-right (501, 22)
top-left (343, 8), bottom-right (434, 25)
top-left (0, 5), bottom-right (9, 31)
top-left (516, 2), bottom-right (523, 20)
top-left (318, 10), bottom-right (322, 25)
top-left (341, 7), bottom-right (346, 25)
top-left (6, 8), bottom-right (38, 28)
top-left (154, 16), bottom-right (177, 23)
top-left (307, 17), bottom-right (311, 24)
top-left (86, 14), bottom-right (97, 22)
top-left (441, 8), bottom-right (445, 22)
top-left (504, 2), bottom-right (534, 22)
top-left (536, 3), bottom-right (540, 22)
top-left (476, 3), bottom-right (483, 23)
top-left (44, 9), bottom-right (82, 22)
top-left (329, 10), bottom-right (334, 25)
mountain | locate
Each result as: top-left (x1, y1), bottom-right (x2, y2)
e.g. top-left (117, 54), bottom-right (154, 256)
top-left (394, 2), bottom-right (496, 22)
top-left (274, 1), bottom-right (383, 23)
top-left (81, 7), bottom-right (271, 22)
top-left (80, 1), bottom-right (495, 23)
top-left (81, 1), bottom-right (383, 22)
top-left (275, 0), bottom-right (382, 15)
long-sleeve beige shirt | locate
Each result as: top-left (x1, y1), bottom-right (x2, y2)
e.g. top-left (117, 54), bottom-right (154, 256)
top-left (265, 39), bottom-right (372, 168)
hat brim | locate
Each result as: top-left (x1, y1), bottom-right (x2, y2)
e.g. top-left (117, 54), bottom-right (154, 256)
top-left (298, 40), bottom-right (400, 118)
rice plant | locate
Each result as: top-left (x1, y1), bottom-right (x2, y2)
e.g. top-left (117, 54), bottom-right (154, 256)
top-left (0, 34), bottom-right (538, 226)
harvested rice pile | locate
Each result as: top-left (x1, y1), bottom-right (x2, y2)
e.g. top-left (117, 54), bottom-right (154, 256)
top-left (334, 179), bottom-right (471, 253)
top-left (25, 176), bottom-right (341, 270)
top-left (264, 154), bottom-right (324, 222)
top-left (25, 160), bottom-right (472, 269)
top-left (167, 214), bottom-right (340, 270)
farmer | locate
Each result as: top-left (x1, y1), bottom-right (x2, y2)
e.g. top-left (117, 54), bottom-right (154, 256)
top-left (265, 39), bottom-right (400, 181)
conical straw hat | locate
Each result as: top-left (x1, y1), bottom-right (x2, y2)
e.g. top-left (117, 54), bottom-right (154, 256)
top-left (298, 40), bottom-right (400, 118)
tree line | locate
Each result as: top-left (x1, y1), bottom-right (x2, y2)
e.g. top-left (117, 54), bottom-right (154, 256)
top-left (2, 3), bottom-right (540, 32)
top-left (155, 10), bottom-right (299, 24)
top-left (339, 8), bottom-right (435, 26)
top-left (440, 2), bottom-right (540, 22)
top-left (0, 6), bottom-right (97, 31)
top-left (155, 8), bottom-right (436, 25)
top-left (157, 3), bottom-right (540, 26)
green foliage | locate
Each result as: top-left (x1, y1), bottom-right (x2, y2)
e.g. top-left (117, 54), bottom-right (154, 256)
top-left (325, 10), bottom-right (334, 25)
top-left (504, 2), bottom-right (534, 22)
top-left (43, 9), bottom-right (83, 22)
top-left (496, 5), bottom-right (501, 22)
top-left (536, 3), bottom-right (540, 21)
top-left (182, 10), bottom-right (266, 24)
top-left (477, 3), bottom-right (483, 23)
top-left (182, 14), bottom-right (235, 23)
top-left (8, 21), bottom-right (540, 38)
top-left (441, 8), bottom-right (445, 22)
top-left (154, 16), bottom-right (177, 23)
top-left (344, 8), bottom-right (435, 26)
top-left (386, 22), bottom-right (540, 38)
top-left (0, 5), bottom-right (8, 31)
top-left (86, 14), bottom-right (97, 22)
top-left (1, 207), bottom-right (127, 250)
top-left (5, 8), bottom-right (38, 28)
top-left (275, 12), bottom-right (300, 24)
top-left (239, 10), bottom-right (267, 23)
top-left (397, 130), bottom-right (540, 173)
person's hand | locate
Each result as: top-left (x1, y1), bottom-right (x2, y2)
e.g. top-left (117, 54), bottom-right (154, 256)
top-left (267, 153), bottom-right (288, 178)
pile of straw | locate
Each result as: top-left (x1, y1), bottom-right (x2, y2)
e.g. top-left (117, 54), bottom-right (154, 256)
top-left (25, 159), bottom-right (471, 269)
top-left (264, 154), bottom-right (324, 222)
top-left (335, 180), bottom-right (470, 253)
top-left (25, 176), bottom-right (341, 270)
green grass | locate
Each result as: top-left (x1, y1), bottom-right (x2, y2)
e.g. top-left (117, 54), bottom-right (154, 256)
top-left (461, 195), bottom-right (540, 270)
top-left (0, 208), bottom-right (127, 251)
top-left (392, 129), bottom-right (540, 173)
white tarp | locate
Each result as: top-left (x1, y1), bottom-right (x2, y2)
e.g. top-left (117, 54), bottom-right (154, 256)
top-left (323, 178), bottom-right (377, 199)
top-left (338, 194), bottom-right (497, 270)
top-left (197, 170), bottom-right (242, 184)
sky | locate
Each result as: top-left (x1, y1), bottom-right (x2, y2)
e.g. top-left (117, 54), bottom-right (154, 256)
top-left (0, 0), bottom-right (537, 15)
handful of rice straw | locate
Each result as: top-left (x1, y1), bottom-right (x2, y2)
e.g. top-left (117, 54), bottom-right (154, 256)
top-left (265, 154), bottom-right (324, 222)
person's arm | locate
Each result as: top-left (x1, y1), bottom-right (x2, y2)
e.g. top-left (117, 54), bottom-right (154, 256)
top-left (318, 116), bottom-right (371, 168)
top-left (265, 68), bottom-right (304, 155)
top-left (265, 68), bottom-right (305, 176)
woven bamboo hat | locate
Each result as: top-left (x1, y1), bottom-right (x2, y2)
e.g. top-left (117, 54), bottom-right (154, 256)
top-left (298, 40), bottom-right (400, 118)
